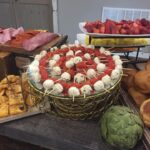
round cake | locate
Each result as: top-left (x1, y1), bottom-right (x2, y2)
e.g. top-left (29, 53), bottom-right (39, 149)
top-left (28, 44), bottom-right (123, 98)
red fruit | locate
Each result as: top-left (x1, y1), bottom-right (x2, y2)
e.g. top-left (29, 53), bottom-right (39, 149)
top-left (86, 59), bottom-right (94, 65)
top-left (122, 24), bottom-right (130, 29)
top-left (66, 55), bottom-right (73, 61)
top-left (40, 70), bottom-right (49, 80)
top-left (94, 50), bottom-right (100, 56)
top-left (62, 48), bottom-right (69, 53)
top-left (120, 28), bottom-right (127, 34)
top-left (99, 24), bottom-right (105, 33)
top-left (120, 20), bottom-right (128, 24)
top-left (47, 52), bottom-right (52, 58)
top-left (105, 19), bottom-right (118, 34)
top-left (135, 19), bottom-right (141, 25)
top-left (140, 26), bottom-right (148, 34)
top-left (128, 20), bottom-right (134, 24)
top-left (140, 18), bottom-right (150, 26)
top-left (86, 48), bottom-right (94, 54)
top-left (55, 56), bottom-right (66, 67)
top-left (90, 78), bottom-right (98, 84)
top-left (79, 46), bottom-right (86, 52)
top-left (40, 58), bottom-right (48, 66)
top-left (70, 46), bottom-right (77, 51)
top-left (104, 69), bottom-right (112, 75)
top-left (133, 22), bottom-right (139, 28)
top-left (93, 27), bottom-right (100, 33)
top-left (56, 80), bottom-right (67, 88)
top-left (67, 69), bottom-right (75, 77)
top-left (76, 52), bottom-right (84, 57)
top-left (82, 80), bottom-right (91, 86)
top-left (50, 77), bottom-right (57, 82)
top-left (135, 27), bottom-right (140, 34)
top-left (89, 64), bottom-right (96, 70)
top-left (68, 83), bottom-right (82, 89)
top-left (97, 73), bottom-right (106, 80)
top-left (105, 20), bottom-right (111, 34)
top-left (76, 61), bottom-right (87, 69)
top-left (92, 20), bottom-right (102, 29)
top-left (84, 22), bottom-right (93, 33)
top-left (105, 19), bottom-right (114, 34)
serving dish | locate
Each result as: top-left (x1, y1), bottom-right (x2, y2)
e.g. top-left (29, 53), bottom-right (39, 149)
top-left (79, 22), bottom-right (150, 38)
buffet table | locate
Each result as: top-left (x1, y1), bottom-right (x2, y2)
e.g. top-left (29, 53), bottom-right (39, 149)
top-left (0, 113), bottom-right (145, 150)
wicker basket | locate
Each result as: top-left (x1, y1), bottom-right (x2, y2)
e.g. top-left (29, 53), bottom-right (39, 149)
top-left (28, 76), bottom-right (121, 120)
top-left (27, 81), bottom-right (45, 105)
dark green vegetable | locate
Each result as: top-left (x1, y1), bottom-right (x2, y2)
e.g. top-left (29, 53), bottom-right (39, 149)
top-left (100, 106), bottom-right (144, 149)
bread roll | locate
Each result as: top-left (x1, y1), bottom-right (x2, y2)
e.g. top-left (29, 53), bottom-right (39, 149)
top-left (140, 99), bottom-right (150, 127)
top-left (145, 61), bottom-right (150, 71)
top-left (122, 69), bottom-right (137, 89)
top-left (134, 70), bottom-right (150, 94)
top-left (128, 87), bottom-right (147, 107)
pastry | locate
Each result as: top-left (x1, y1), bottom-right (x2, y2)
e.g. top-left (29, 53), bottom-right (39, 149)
top-left (9, 104), bottom-right (26, 115)
top-left (0, 103), bottom-right (9, 117)
top-left (13, 84), bottom-right (22, 93)
top-left (122, 69), bottom-right (137, 89)
top-left (0, 96), bottom-right (8, 104)
top-left (0, 74), bottom-right (29, 118)
top-left (0, 75), bottom-right (19, 84)
top-left (8, 94), bottom-right (24, 105)
top-left (134, 70), bottom-right (150, 94)
top-left (0, 84), bottom-right (8, 91)
top-left (140, 99), bottom-right (150, 127)
top-left (145, 61), bottom-right (150, 71)
top-left (0, 89), bottom-right (5, 96)
top-left (128, 87), bottom-right (147, 107)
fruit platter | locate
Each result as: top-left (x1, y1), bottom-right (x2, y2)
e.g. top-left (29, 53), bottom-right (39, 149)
top-left (78, 19), bottom-right (150, 49)
top-left (79, 19), bottom-right (150, 38)
top-left (27, 44), bottom-right (123, 119)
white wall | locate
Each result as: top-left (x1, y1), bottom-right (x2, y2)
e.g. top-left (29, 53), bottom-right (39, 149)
top-left (57, 0), bottom-right (150, 42)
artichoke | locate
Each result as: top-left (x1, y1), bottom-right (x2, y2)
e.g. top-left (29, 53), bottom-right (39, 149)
top-left (100, 106), bottom-right (144, 149)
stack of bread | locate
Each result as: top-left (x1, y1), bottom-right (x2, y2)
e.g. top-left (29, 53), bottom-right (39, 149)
top-left (122, 61), bottom-right (150, 127)
top-left (0, 75), bottom-right (26, 117)
top-left (0, 74), bottom-right (34, 118)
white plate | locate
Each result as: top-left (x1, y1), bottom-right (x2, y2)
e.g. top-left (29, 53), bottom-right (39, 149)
top-left (79, 22), bottom-right (150, 38)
